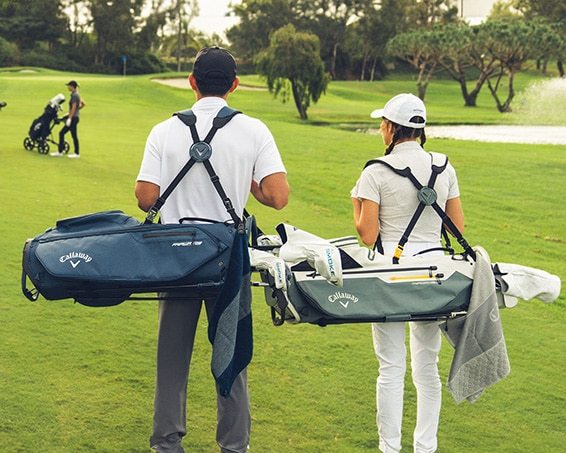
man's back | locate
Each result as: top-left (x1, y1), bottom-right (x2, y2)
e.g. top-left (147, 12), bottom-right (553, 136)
top-left (137, 97), bottom-right (285, 224)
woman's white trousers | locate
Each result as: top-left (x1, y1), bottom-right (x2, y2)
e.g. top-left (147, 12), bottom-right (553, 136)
top-left (373, 241), bottom-right (443, 452)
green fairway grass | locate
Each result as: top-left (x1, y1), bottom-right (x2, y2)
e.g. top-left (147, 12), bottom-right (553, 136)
top-left (1, 68), bottom-right (564, 452)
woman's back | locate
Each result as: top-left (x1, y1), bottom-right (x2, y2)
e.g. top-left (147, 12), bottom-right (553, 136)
top-left (356, 141), bottom-right (459, 244)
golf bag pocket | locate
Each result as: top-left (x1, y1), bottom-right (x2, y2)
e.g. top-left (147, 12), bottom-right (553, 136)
top-left (22, 210), bottom-right (236, 306)
top-left (266, 254), bottom-right (476, 326)
top-left (291, 268), bottom-right (473, 324)
top-left (29, 118), bottom-right (46, 141)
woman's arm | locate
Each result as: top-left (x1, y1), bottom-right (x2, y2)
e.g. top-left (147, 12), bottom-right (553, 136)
top-left (352, 197), bottom-right (380, 246)
top-left (445, 196), bottom-right (465, 234)
top-left (68, 102), bottom-right (77, 119)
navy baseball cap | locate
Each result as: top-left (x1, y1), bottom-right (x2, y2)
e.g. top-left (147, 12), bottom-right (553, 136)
top-left (192, 47), bottom-right (237, 82)
top-left (66, 80), bottom-right (79, 88)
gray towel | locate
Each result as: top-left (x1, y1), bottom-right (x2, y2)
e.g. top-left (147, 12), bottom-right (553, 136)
top-left (441, 246), bottom-right (510, 403)
top-left (208, 231), bottom-right (253, 397)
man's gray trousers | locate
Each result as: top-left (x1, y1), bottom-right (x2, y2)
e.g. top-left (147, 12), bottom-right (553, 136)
top-left (150, 296), bottom-right (251, 453)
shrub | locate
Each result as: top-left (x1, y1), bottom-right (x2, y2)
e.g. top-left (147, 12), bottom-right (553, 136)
top-left (122, 52), bottom-right (167, 75)
top-left (19, 49), bottom-right (82, 72)
top-left (0, 36), bottom-right (20, 66)
top-left (96, 51), bottom-right (167, 75)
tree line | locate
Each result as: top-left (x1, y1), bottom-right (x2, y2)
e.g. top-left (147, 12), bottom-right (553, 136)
top-left (0, 0), bottom-right (564, 118)
top-left (387, 19), bottom-right (563, 112)
top-left (227, 0), bottom-right (565, 118)
top-left (0, 0), bottom-right (219, 74)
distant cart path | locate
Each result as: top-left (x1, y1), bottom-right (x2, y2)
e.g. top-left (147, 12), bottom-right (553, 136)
top-left (152, 77), bottom-right (266, 91)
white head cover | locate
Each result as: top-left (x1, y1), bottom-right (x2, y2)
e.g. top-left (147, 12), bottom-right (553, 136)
top-left (495, 262), bottom-right (561, 304)
top-left (277, 224), bottom-right (343, 287)
top-left (249, 248), bottom-right (288, 290)
top-left (370, 93), bottom-right (426, 129)
top-left (49, 93), bottom-right (65, 109)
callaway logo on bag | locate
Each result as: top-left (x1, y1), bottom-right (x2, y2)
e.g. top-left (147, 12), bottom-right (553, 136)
top-left (328, 291), bottom-right (359, 308)
top-left (59, 251), bottom-right (93, 268)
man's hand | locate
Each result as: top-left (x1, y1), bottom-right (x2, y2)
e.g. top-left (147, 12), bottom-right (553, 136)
top-left (65, 118), bottom-right (71, 127)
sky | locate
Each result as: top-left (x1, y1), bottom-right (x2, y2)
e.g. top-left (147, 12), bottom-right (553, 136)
top-left (191, 0), bottom-right (241, 38)
top-left (66, 0), bottom-right (498, 38)
top-left (459, 0), bottom-right (498, 24)
top-left (192, 0), bottom-right (498, 36)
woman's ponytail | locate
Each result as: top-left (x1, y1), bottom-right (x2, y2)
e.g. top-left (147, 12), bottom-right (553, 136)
top-left (385, 127), bottom-right (401, 155)
top-left (385, 122), bottom-right (426, 155)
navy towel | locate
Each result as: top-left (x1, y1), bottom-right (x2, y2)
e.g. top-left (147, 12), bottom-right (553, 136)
top-left (208, 230), bottom-right (253, 397)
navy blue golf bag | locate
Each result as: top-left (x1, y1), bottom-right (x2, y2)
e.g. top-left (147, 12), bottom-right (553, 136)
top-left (22, 210), bottom-right (237, 306)
top-left (28, 105), bottom-right (58, 141)
top-left (22, 107), bottom-right (244, 307)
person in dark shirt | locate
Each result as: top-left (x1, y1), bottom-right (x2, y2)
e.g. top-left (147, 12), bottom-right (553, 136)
top-left (51, 80), bottom-right (85, 158)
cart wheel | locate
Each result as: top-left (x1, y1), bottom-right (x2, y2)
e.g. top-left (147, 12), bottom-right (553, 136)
top-left (63, 141), bottom-right (70, 153)
top-left (23, 137), bottom-right (34, 151)
top-left (38, 141), bottom-right (50, 154)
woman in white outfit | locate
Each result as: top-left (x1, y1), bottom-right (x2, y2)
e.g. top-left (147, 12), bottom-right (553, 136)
top-left (351, 94), bottom-right (465, 453)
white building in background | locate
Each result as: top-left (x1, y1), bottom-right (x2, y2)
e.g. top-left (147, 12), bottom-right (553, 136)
top-left (455, 0), bottom-right (499, 24)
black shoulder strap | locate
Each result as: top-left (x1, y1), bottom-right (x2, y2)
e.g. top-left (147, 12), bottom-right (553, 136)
top-left (365, 154), bottom-right (475, 261)
top-left (364, 154), bottom-right (448, 191)
top-left (144, 107), bottom-right (243, 226)
top-left (365, 158), bottom-right (423, 189)
top-left (175, 109), bottom-right (199, 143)
top-left (175, 106), bottom-right (241, 145)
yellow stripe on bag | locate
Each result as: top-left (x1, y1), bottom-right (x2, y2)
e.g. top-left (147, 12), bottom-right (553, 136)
top-left (389, 275), bottom-right (435, 281)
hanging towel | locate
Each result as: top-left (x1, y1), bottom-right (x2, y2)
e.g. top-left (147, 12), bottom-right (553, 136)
top-left (441, 246), bottom-right (511, 403)
top-left (208, 231), bottom-right (253, 397)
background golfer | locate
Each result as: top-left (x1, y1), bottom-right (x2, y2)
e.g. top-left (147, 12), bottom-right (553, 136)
top-left (52, 80), bottom-right (85, 158)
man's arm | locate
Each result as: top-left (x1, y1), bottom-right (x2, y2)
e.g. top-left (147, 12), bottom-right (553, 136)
top-left (250, 172), bottom-right (289, 210)
top-left (135, 181), bottom-right (160, 212)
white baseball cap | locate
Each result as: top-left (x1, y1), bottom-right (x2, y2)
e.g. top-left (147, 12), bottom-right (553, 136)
top-left (370, 93), bottom-right (427, 129)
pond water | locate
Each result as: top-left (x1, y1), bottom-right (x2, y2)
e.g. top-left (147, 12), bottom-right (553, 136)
top-left (361, 125), bottom-right (566, 145)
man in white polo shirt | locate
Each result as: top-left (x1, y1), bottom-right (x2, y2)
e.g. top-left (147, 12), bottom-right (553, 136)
top-left (135, 47), bottom-right (289, 453)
